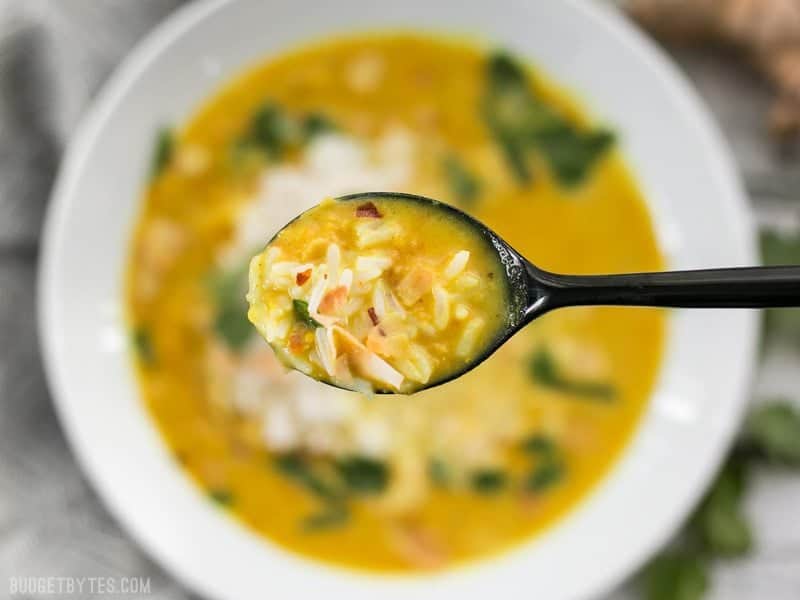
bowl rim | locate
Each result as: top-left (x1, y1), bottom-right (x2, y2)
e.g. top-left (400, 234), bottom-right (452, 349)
top-left (37, 1), bottom-right (759, 598)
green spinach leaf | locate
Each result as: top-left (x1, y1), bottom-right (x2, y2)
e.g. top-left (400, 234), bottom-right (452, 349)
top-left (523, 459), bottom-right (565, 493)
top-left (208, 489), bottom-right (234, 507)
top-left (535, 127), bottom-right (615, 187)
top-left (470, 469), bottom-right (507, 494)
top-left (239, 102), bottom-right (299, 159)
top-left (442, 155), bottom-right (482, 205)
top-left (336, 457), bottom-right (389, 495)
top-left (302, 505), bottom-right (349, 532)
top-left (273, 453), bottom-right (344, 502)
top-left (520, 432), bottom-right (556, 456)
top-left (528, 347), bottom-right (615, 400)
top-left (132, 327), bottom-right (157, 367)
top-left (293, 299), bottom-right (322, 329)
top-left (482, 51), bottom-right (614, 187)
top-left (208, 262), bottom-right (252, 351)
top-left (150, 127), bottom-right (175, 179)
top-left (302, 112), bottom-right (337, 141)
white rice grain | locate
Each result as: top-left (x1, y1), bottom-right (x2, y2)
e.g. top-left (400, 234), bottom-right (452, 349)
top-left (443, 250), bottom-right (470, 280)
top-left (326, 243), bottom-right (342, 285)
top-left (355, 220), bottom-right (401, 248)
top-left (307, 276), bottom-right (328, 315)
top-left (454, 272), bottom-right (480, 291)
top-left (432, 285), bottom-right (450, 330)
top-left (456, 318), bottom-right (485, 358)
top-left (409, 344), bottom-right (434, 383)
top-left (315, 327), bottom-right (338, 377)
top-left (338, 268), bottom-right (353, 292)
top-left (354, 255), bottom-right (392, 283)
top-left (371, 280), bottom-right (387, 318)
top-left (454, 304), bottom-right (470, 321)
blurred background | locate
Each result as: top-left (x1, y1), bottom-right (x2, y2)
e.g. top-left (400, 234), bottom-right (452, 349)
top-left (1, 1), bottom-right (799, 599)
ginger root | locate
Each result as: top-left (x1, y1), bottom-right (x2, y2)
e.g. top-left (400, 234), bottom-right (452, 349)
top-left (626, 0), bottom-right (800, 138)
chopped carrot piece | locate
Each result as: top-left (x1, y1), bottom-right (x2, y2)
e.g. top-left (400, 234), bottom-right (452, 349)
top-left (318, 286), bottom-right (348, 315)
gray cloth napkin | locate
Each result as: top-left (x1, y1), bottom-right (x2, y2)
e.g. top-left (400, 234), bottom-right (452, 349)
top-left (0, 3), bottom-right (193, 598)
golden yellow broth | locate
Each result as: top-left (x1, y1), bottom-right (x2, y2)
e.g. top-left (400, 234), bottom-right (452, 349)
top-left (126, 34), bottom-right (665, 572)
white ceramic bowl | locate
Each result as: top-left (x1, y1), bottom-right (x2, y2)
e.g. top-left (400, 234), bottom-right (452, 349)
top-left (38, 1), bottom-right (759, 599)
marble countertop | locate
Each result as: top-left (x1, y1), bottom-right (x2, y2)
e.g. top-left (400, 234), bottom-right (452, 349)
top-left (0, 2), bottom-right (797, 599)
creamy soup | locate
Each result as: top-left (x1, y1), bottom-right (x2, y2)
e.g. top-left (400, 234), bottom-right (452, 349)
top-left (126, 34), bottom-right (665, 572)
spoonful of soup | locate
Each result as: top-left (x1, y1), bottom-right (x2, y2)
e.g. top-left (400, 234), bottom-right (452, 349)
top-left (247, 192), bottom-right (800, 394)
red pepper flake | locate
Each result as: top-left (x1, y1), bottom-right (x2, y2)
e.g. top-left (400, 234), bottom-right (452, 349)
top-left (296, 268), bottom-right (312, 286)
top-left (367, 306), bottom-right (380, 325)
top-left (356, 201), bottom-right (382, 219)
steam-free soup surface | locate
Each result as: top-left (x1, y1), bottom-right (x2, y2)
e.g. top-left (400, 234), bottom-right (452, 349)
top-left (126, 34), bottom-right (665, 571)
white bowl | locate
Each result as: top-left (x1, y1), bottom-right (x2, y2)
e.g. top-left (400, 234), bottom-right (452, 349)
top-left (38, 1), bottom-right (759, 599)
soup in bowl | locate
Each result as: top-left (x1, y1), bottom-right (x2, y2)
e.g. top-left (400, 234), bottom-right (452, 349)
top-left (126, 34), bottom-right (665, 571)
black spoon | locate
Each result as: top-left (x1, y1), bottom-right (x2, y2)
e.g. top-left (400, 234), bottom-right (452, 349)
top-left (255, 191), bottom-right (799, 393)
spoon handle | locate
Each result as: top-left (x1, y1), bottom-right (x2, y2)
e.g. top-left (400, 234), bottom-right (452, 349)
top-left (534, 265), bottom-right (800, 311)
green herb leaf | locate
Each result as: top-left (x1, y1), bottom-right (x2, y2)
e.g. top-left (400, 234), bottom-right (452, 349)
top-left (273, 453), bottom-right (309, 478)
top-left (442, 155), bottom-right (482, 205)
top-left (302, 112), bottom-right (337, 141)
top-left (131, 327), bottom-right (157, 367)
top-left (692, 460), bottom-right (752, 557)
top-left (482, 51), bottom-right (614, 187)
top-left (150, 127), bottom-right (175, 179)
top-left (744, 401), bottom-right (800, 465)
top-left (293, 299), bottom-right (322, 328)
top-left (641, 552), bottom-right (709, 600)
top-left (240, 101), bottom-right (299, 160)
top-left (487, 52), bottom-right (529, 90)
top-left (208, 489), bottom-right (234, 507)
top-left (470, 469), bottom-right (507, 494)
top-left (529, 346), bottom-right (560, 383)
top-left (482, 53), bottom-right (536, 183)
top-left (523, 459), bottom-right (565, 493)
top-left (273, 453), bottom-right (344, 502)
top-left (336, 457), bottom-right (389, 495)
top-left (528, 347), bottom-right (615, 400)
top-left (535, 127), bottom-right (615, 187)
top-left (214, 305), bottom-right (253, 350)
top-left (428, 458), bottom-right (451, 487)
top-left (302, 505), bottom-right (349, 532)
top-left (208, 262), bottom-right (252, 351)
top-left (520, 432), bottom-right (556, 456)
